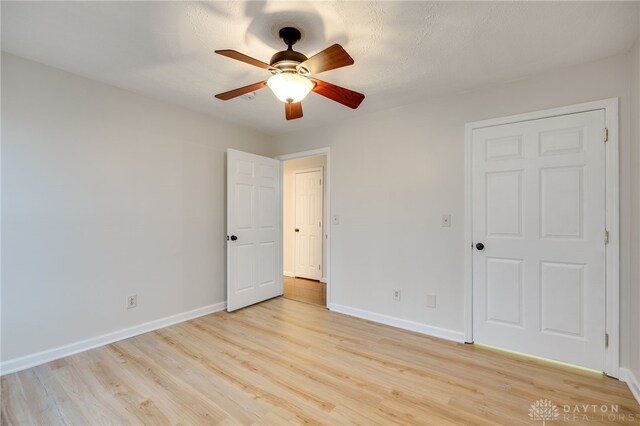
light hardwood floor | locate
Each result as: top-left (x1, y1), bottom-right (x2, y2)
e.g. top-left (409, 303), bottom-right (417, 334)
top-left (283, 276), bottom-right (326, 307)
top-left (2, 297), bottom-right (638, 425)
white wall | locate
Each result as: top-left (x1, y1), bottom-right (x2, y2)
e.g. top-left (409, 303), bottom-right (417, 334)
top-left (275, 52), bottom-right (636, 368)
top-left (283, 155), bottom-right (327, 279)
top-left (1, 53), bottom-right (273, 362)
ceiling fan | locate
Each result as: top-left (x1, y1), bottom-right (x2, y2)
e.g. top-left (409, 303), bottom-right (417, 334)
top-left (214, 27), bottom-right (365, 120)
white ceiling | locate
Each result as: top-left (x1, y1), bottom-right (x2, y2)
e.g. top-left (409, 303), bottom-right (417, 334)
top-left (2, 1), bottom-right (639, 136)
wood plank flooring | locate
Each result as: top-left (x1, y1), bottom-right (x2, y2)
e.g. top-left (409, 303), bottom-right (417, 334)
top-left (283, 276), bottom-right (326, 307)
top-left (2, 297), bottom-right (638, 425)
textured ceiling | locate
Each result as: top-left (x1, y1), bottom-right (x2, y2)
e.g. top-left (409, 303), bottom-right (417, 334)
top-left (2, 1), bottom-right (639, 136)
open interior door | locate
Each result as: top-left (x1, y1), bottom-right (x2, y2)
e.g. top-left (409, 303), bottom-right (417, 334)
top-left (227, 149), bottom-right (282, 311)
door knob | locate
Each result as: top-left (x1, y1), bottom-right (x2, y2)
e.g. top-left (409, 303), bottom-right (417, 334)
top-left (295, 228), bottom-right (299, 232)
top-left (230, 235), bottom-right (238, 241)
top-left (476, 243), bottom-right (484, 250)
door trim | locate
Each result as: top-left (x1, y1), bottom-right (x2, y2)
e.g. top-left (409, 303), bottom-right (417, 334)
top-left (464, 98), bottom-right (619, 377)
top-left (293, 167), bottom-right (324, 280)
top-left (277, 148), bottom-right (331, 306)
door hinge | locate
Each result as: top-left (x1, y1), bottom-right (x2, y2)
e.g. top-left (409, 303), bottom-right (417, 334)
top-left (318, 265), bottom-right (321, 270)
top-left (605, 333), bottom-right (609, 347)
top-left (320, 178), bottom-right (322, 185)
top-left (319, 221), bottom-right (322, 227)
top-left (604, 229), bottom-right (609, 244)
top-left (604, 127), bottom-right (609, 143)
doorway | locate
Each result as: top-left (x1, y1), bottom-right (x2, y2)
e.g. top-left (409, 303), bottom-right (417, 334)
top-left (282, 154), bottom-right (327, 307)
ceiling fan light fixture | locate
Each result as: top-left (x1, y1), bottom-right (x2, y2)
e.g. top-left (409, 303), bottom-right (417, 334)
top-left (266, 72), bottom-right (315, 104)
top-left (215, 29), bottom-right (364, 119)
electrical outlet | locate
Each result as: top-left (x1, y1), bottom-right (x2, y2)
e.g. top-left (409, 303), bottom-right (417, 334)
top-left (441, 214), bottom-right (451, 227)
top-left (426, 294), bottom-right (437, 308)
top-left (127, 294), bottom-right (137, 309)
top-left (393, 289), bottom-right (401, 301)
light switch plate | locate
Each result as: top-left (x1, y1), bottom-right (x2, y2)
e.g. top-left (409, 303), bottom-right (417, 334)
top-left (332, 215), bottom-right (340, 225)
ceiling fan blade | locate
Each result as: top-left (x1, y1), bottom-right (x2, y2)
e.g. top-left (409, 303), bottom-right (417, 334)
top-left (310, 79), bottom-right (365, 109)
top-left (215, 49), bottom-right (273, 71)
top-left (214, 81), bottom-right (267, 100)
top-left (285, 102), bottom-right (303, 120)
top-left (297, 44), bottom-right (354, 75)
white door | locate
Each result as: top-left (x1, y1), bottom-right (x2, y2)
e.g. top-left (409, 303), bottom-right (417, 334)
top-left (227, 149), bottom-right (282, 312)
top-left (294, 169), bottom-right (323, 280)
top-left (472, 110), bottom-right (606, 371)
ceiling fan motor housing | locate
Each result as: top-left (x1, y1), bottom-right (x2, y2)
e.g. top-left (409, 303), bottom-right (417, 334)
top-left (270, 27), bottom-right (308, 72)
top-left (270, 50), bottom-right (307, 70)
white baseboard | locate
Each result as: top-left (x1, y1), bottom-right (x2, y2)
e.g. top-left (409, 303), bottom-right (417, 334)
top-left (328, 303), bottom-right (465, 343)
top-left (0, 301), bottom-right (227, 376)
top-left (620, 368), bottom-right (640, 405)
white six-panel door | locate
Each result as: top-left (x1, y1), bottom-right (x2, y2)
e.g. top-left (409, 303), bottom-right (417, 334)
top-left (471, 110), bottom-right (606, 371)
top-left (227, 149), bottom-right (282, 312)
top-left (294, 169), bottom-right (323, 280)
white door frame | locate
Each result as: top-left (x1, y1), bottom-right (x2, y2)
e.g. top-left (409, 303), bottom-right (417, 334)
top-left (464, 98), bottom-right (619, 377)
top-left (277, 148), bottom-right (331, 305)
top-left (293, 167), bottom-right (324, 280)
